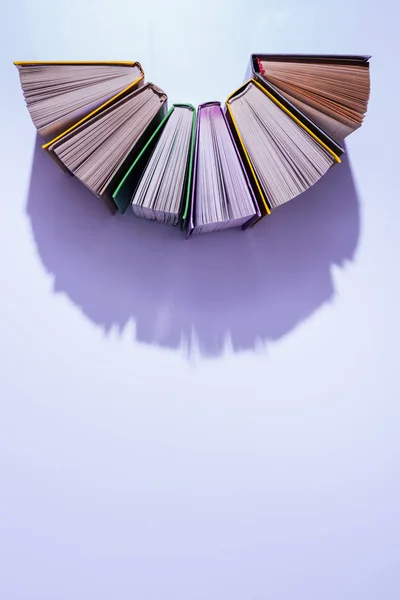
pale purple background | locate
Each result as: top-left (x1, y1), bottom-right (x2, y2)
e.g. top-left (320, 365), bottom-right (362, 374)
top-left (1, 0), bottom-right (399, 598)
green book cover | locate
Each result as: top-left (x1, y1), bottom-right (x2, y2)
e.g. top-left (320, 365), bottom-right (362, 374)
top-left (177, 103), bottom-right (196, 230)
top-left (112, 103), bottom-right (196, 223)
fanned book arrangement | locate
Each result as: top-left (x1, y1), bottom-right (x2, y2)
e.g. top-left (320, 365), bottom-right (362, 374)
top-left (15, 55), bottom-right (371, 235)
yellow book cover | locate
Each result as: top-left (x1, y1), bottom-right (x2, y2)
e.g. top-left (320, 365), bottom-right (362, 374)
top-left (14, 61), bottom-right (144, 143)
top-left (225, 78), bottom-right (341, 219)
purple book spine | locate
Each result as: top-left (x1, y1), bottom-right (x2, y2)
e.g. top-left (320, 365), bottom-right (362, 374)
top-left (188, 101), bottom-right (260, 236)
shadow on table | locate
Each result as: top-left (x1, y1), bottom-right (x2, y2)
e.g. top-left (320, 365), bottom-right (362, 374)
top-left (26, 136), bottom-right (360, 358)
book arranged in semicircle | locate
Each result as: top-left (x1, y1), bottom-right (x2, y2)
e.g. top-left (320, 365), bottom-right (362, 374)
top-left (14, 54), bottom-right (371, 234)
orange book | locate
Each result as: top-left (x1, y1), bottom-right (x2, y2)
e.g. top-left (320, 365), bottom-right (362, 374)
top-left (245, 54), bottom-right (371, 143)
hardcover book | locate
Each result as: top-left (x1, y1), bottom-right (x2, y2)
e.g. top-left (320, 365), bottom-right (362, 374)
top-left (113, 103), bottom-right (196, 228)
top-left (245, 54), bottom-right (371, 143)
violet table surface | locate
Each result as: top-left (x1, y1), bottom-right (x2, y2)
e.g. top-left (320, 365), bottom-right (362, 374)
top-left (1, 1), bottom-right (399, 598)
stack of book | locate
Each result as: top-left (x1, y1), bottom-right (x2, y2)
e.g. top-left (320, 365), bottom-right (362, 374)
top-left (15, 54), bottom-right (370, 235)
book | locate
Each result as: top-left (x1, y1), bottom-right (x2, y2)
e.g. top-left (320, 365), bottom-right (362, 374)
top-left (45, 83), bottom-right (168, 213)
top-left (15, 54), bottom-right (371, 233)
top-left (113, 104), bottom-right (196, 227)
top-left (188, 102), bottom-right (259, 235)
top-left (226, 79), bottom-right (340, 216)
top-left (14, 61), bottom-right (144, 141)
top-left (246, 54), bottom-right (371, 142)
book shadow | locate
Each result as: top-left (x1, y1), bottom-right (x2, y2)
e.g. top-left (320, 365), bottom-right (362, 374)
top-left (26, 136), bottom-right (360, 357)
